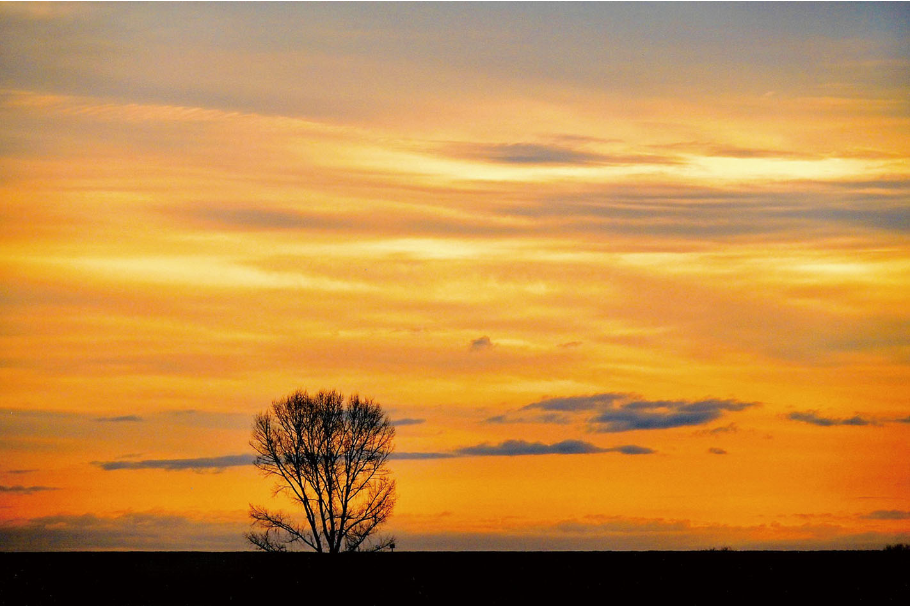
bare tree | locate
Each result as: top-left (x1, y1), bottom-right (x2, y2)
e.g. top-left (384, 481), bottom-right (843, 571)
top-left (247, 389), bottom-right (396, 553)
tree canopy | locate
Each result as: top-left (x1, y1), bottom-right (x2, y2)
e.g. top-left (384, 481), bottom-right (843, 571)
top-left (248, 389), bottom-right (396, 552)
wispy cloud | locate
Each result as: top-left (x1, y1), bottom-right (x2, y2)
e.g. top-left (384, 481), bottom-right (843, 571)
top-left (0, 512), bottom-right (247, 551)
top-left (606, 444), bottom-right (656, 455)
top-left (656, 140), bottom-right (822, 160)
top-left (392, 417), bottom-right (426, 427)
top-left (788, 411), bottom-right (873, 427)
top-left (443, 142), bottom-right (681, 167)
top-left (392, 439), bottom-right (654, 459)
top-left (390, 452), bottom-right (456, 461)
top-left (94, 415), bottom-right (143, 423)
top-left (93, 454), bottom-right (254, 471)
top-left (504, 181), bottom-right (910, 239)
top-left (185, 206), bottom-right (316, 231)
top-left (524, 393), bottom-right (629, 412)
top-left (708, 447), bottom-right (728, 455)
top-left (457, 439), bottom-right (607, 457)
top-left (485, 412), bottom-right (572, 425)
top-left (861, 510), bottom-right (910, 520)
top-left (395, 516), bottom-right (910, 552)
top-left (0, 485), bottom-right (58, 494)
top-left (703, 423), bottom-right (739, 435)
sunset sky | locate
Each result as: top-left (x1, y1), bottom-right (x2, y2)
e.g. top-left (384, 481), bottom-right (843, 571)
top-left (2, 2), bottom-right (909, 551)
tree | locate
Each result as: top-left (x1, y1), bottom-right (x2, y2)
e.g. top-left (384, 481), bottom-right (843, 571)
top-left (247, 389), bottom-right (397, 553)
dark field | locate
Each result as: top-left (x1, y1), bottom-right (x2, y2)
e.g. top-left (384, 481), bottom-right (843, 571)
top-left (1, 551), bottom-right (907, 605)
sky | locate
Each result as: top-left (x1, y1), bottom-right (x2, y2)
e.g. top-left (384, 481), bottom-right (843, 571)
top-left (1, 2), bottom-right (909, 551)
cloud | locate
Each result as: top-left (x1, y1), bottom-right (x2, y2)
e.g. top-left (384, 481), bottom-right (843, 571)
top-left (498, 393), bottom-right (758, 431)
top-left (456, 439), bottom-right (653, 457)
top-left (6, 469), bottom-right (38, 475)
top-left (788, 411), bottom-right (873, 427)
top-left (502, 180), bottom-right (910, 240)
top-left (392, 418), bottom-right (426, 427)
top-left (485, 412), bottom-right (573, 425)
top-left (657, 141), bottom-right (822, 161)
top-left (443, 142), bottom-right (681, 167)
top-left (558, 341), bottom-right (582, 348)
top-left (552, 516), bottom-right (691, 535)
top-left (391, 440), bottom-right (654, 459)
top-left (703, 423), bottom-right (739, 435)
top-left (3, 510), bottom-right (906, 552)
top-left (185, 206), bottom-right (316, 231)
top-left (94, 415), bottom-right (143, 423)
top-left (456, 439), bottom-right (605, 457)
top-left (389, 452), bottom-right (456, 460)
top-left (392, 518), bottom-right (910, 552)
top-left (708, 447), bottom-right (728, 455)
top-left (861, 510), bottom-right (910, 520)
top-left (590, 408), bottom-right (720, 432)
top-left (467, 143), bottom-right (606, 165)
top-left (0, 485), bottom-right (58, 494)
top-left (0, 512), bottom-right (247, 551)
top-left (589, 398), bottom-right (757, 433)
top-left (93, 454), bottom-right (254, 471)
top-left (524, 393), bottom-right (629, 412)
top-left (606, 445), bottom-right (656, 455)
top-left (592, 407), bottom-right (716, 432)
top-left (895, 416), bottom-right (910, 424)
top-left (470, 336), bottom-right (494, 351)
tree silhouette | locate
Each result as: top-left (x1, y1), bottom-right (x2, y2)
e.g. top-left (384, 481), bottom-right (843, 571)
top-left (247, 389), bottom-right (396, 552)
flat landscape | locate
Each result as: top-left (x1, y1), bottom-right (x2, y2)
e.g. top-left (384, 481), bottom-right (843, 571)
top-left (1, 551), bottom-right (907, 605)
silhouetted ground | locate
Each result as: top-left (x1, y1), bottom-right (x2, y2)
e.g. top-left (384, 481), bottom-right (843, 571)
top-left (1, 551), bottom-right (907, 605)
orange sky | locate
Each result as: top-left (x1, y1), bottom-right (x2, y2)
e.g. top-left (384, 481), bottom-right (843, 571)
top-left (1, 3), bottom-right (908, 550)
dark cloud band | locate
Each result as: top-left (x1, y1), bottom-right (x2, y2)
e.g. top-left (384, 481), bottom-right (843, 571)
top-left (861, 510), bottom-right (910, 520)
top-left (443, 142), bottom-right (681, 167)
top-left (502, 393), bottom-right (759, 431)
top-left (392, 439), bottom-right (654, 459)
top-left (94, 415), bottom-right (143, 423)
top-left (0, 485), bottom-right (58, 494)
top-left (93, 454), bottom-right (254, 471)
top-left (788, 411), bottom-right (872, 427)
top-left (392, 417), bottom-right (426, 427)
